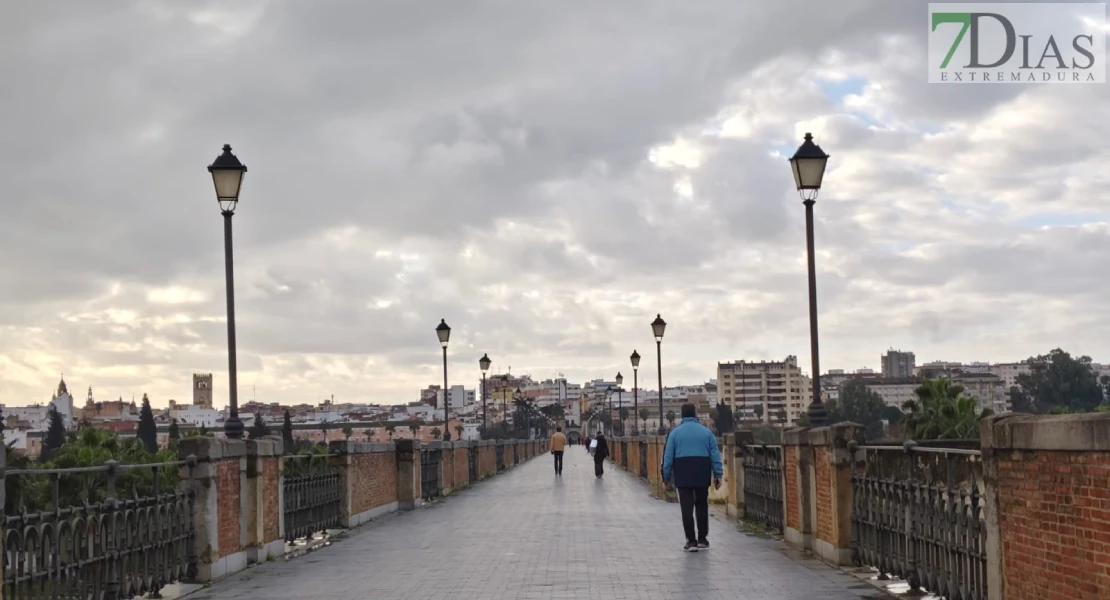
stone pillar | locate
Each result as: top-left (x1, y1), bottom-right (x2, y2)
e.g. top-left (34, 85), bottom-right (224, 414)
top-left (395, 439), bottom-right (420, 510)
top-left (726, 431), bottom-right (755, 520)
top-left (980, 412), bottom-right (1110, 600)
top-left (178, 436), bottom-right (250, 582)
top-left (244, 436), bottom-right (283, 564)
top-left (807, 423), bottom-right (862, 566)
top-left (452, 441), bottom-right (469, 490)
top-left (783, 427), bottom-right (813, 552)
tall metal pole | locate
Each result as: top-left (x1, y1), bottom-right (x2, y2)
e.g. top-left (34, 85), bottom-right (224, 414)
top-left (607, 389), bottom-right (613, 436)
top-left (442, 346), bottom-right (450, 440)
top-left (222, 211), bottom-right (243, 439)
top-left (618, 388), bottom-right (623, 435)
top-left (656, 340), bottom-right (664, 435)
top-left (633, 369), bottom-right (639, 435)
top-left (804, 199), bottom-right (828, 426)
top-left (481, 372), bottom-right (487, 439)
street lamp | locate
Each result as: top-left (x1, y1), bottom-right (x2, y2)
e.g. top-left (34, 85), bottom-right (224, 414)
top-left (615, 372), bottom-right (624, 436)
top-left (479, 353), bottom-right (491, 439)
top-left (651, 314), bottom-right (666, 434)
top-left (789, 132), bottom-right (831, 427)
top-left (514, 387), bottom-right (523, 439)
top-left (436, 319), bottom-right (452, 440)
top-left (208, 144), bottom-right (247, 440)
top-left (630, 350), bottom-right (640, 435)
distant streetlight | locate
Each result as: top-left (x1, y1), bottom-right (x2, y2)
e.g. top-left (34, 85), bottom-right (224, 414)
top-left (479, 353), bottom-right (491, 438)
top-left (615, 372), bottom-right (624, 436)
top-left (788, 132), bottom-right (831, 427)
top-left (436, 319), bottom-right (452, 440)
top-left (630, 350), bottom-right (640, 435)
top-left (651, 314), bottom-right (666, 435)
top-left (208, 144), bottom-right (247, 440)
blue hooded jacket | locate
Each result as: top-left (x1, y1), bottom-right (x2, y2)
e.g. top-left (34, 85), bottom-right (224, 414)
top-left (661, 417), bottom-right (723, 488)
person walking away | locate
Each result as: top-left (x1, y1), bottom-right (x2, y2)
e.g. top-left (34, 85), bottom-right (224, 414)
top-left (593, 432), bottom-right (609, 479)
top-left (661, 403), bottom-right (723, 552)
top-left (550, 427), bottom-right (567, 475)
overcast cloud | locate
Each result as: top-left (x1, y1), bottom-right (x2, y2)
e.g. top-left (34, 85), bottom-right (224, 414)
top-left (1, 0), bottom-right (1108, 408)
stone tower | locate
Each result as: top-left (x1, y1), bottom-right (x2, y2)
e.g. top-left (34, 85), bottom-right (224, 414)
top-left (193, 373), bottom-right (213, 408)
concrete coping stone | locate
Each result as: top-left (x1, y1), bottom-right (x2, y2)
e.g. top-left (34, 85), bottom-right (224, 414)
top-left (178, 436), bottom-right (248, 461)
top-left (981, 412), bottom-right (1110, 451)
top-left (246, 436), bottom-right (282, 457)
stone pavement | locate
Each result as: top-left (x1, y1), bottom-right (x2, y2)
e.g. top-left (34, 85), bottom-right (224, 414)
top-left (188, 448), bottom-right (882, 600)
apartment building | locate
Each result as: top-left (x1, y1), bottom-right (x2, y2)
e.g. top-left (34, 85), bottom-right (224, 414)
top-left (881, 349), bottom-right (916, 379)
top-left (717, 356), bottom-right (811, 425)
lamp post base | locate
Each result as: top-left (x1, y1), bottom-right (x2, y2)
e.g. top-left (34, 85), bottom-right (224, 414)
top-left (806, 400), bottom-right (828, 428)
top-left (224, 417), bottom-right (245, 440)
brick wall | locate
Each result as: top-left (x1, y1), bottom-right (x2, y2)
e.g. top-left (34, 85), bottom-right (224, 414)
top-left (783, 445), bottom-right (800, 530)
top-left (441, 447), bottom-right (454, 490)
top-left (454, 446), bottom-right (468, 487)
top-left (261, 456), bottom-right (281, 543)
top-left (996, 450), bottom-right (1110, 599)
top-left (216, 460), bottom-right (240, 558)
top-left (814, 446), bottom-right (833, 544)
top-left (350, 452), bottom-right (398, 514)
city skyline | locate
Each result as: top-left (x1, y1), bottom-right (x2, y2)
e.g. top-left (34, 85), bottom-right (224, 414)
top-left (3, 3), bottom-right (1108, 407)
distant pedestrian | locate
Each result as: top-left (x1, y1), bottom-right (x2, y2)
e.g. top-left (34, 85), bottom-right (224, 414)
top-left (585, 435), bottom-right (593, 452)
top-left (592, 432), bottom-right (609, 478)
top-left (661, 403), bottom-right (723, 553)
top-left (550, 427), bottom-right (567, 475)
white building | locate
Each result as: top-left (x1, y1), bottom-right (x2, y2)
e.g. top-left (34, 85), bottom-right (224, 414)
top-left (169, 404), bottom-right (221, 428)
top-left (4, 377), bottom-right (77, 430)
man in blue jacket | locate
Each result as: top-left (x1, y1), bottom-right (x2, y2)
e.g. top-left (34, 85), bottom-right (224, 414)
top-left (661, 403), bottom-right (723, 552)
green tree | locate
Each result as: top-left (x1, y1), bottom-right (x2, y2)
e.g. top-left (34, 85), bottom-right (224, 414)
top-left (407, 422), bottom-right (420, 437)
top-left (41, 406), bottom-right (67, 460)
top-left (665, 410), bottom-right (676, 428)
top-left (198, 425), bottom-right (209, 436)
top-left (881, 405), bottom-right (904, 425)
top-left (342, 425), bottom-right (354, 440)
top-left (902, 378), bottom-right (993, 440)
top-left (711, 404), bottom-right (735, 434)
top-left (168, 418), bottom-right (181, 448)
top-left (431, 427), bottom-right (441, 440)
top-left (773, 408), bottom-right (788, 425)
top-left (455, 425), bottom-right (464, 440)
top-left (386, 423), bottom-right (397, 440)
top-left (365, 427), bottom-right (377, 441)
top-left (249, 412), bottom-right (273, 439)
top-left (137, 393), bottom-right (158, 453)
top-left (828, 379), bottom-right (888, 440)
top-left (639, 408), bottom-right (650, 433)
top-left (753, 405), bottom-right (764, 423)
top-left (1013, 349), bottom-right (1104, 413)
top-left (282, 410), bottom-right (295, 452)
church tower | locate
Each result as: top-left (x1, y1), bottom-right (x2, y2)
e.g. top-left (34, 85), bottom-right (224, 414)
top-left (193, 373), bottom-right (213, 408)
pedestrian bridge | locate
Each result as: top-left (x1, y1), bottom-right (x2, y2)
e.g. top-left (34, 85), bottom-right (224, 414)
top-left (188, 447), bottom-right (870, 600)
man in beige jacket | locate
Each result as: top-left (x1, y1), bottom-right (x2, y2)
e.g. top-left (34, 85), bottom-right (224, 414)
top-left (550, 427), bottom-right (567, 475)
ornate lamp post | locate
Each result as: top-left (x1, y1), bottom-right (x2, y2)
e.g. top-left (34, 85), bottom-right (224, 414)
top-left (615, 372), bottom-right (624, 436)
top-left (789, 132), bottom-right (831, 427)
top-left (651, 314), bottom-right (666, 434)
top-left (436, 319), bottom-right (452, 440)
top-left (479, 353), bottom-right (491, 439)
top-left (630, 350), bottom-right (640, 435)
top-left (208, 144), bottom-right (247, 440)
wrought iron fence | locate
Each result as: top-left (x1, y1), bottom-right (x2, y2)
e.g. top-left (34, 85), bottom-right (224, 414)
top-left (468, 446), bottom-right (478, 482)
top-left (282, 454), bottom-right (341, 543)
top-left (495, 444), bottom-right (505, 472)
top-left (741, 444), bottom-right (784, 532)
top-left (420, 448), bottom-right (441, 501)
top-left (3, 458), bottom-right (198, 599)
top-left (850, 442), bottom-right (987, 600)
top-left (639, 440), bottom-right (648, 478)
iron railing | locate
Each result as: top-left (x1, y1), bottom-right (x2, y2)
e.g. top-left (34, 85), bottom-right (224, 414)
top-left (420, 448), bottom-right (441, 501)
top-left (639, 440), bottom-right (648, 478)
top-left (851, 442), bottom-right (987, 600)
top-left (742, 444), bottom-right (784, 532)
top-left (495, 444), bottom-right (505, 472)
top-left (282, 454), bottom-right (341, 542)
top-left (468, 446), bottom-right (478, 482)
top-left (3, 458), bottom-right (198, 599)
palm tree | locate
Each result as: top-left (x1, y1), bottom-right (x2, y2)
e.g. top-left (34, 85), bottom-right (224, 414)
top-left (342, 425), bottom-right (353, 441)
top-left (385, 423), bottom-right (396, 441)
top-left (455, 424), bottom-right (464, 440)
top-left (408, 422), bottom-right (420, 438)
top-left (902, 378), bottom-right (994, 440)
top-left (364, 427), bottom-right (376, 441)
top-left (431, 427), bottom-right (442, 440)
top-left (639, 408), bottom-right (650, 434)
top-left (665, 410), bottom-right (676, 428)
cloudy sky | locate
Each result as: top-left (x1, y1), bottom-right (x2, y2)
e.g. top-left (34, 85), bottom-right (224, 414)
top-left (2, 1), bottom-right (1107, 409)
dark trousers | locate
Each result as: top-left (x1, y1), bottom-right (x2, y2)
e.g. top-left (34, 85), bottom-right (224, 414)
top-left (552, 451), bottom-right (563, 473)
top-left (594, 456), bottom-right (605, 477)
top-left (677, 486), bottom-right (710, 543)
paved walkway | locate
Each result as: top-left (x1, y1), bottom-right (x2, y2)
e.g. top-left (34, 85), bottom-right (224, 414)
top-left (190, 449), bottom-right (879, 600)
